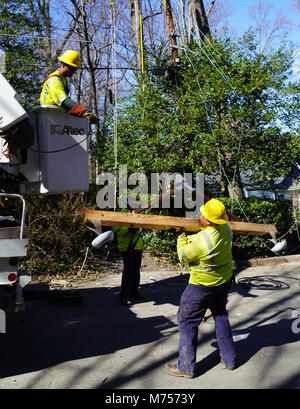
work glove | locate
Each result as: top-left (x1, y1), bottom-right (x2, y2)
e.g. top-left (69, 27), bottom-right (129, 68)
top-left (83, 111), bottom-right (99, 124)
top-left (70, 105), bottom-right (99, 124)
top-left (178, 232), bottom-right (187, 240)
top-left (70, 104), bottom-right (86, 117)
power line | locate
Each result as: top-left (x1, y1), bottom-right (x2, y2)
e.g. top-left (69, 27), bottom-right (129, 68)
top-left (0, 32), bottom-right (92, 44)
top-left (2, 61), bottom-right (139, 71)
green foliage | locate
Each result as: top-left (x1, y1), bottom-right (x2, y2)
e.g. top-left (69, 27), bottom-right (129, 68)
top-left (142, 198), bottom-right (297, 261)
top-left (94, 33), bottom-right (299, 195)
top-left (0, 0), bottom-right (44, 108)
top-left (219, 197), bottom-right (296, 259)
top-left (142, 229), bottom-right (179, 262)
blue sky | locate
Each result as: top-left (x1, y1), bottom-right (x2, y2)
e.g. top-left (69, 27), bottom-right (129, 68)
top-left (226, 0), bottom-right (300, 75)
top-left (227, 0), bottom-right (299, 45)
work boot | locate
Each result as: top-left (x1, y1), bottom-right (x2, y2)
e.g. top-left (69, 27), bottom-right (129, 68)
top-left (163, 363), bottom-right (194, 379)
top-left (220, 358), bottom-right (236, 370)
top-left (120, 297), bottom-right (132, 306)
top-left (133, 291), bottom-right (145, 300)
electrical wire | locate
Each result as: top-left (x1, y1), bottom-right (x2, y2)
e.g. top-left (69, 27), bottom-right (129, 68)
top-left (237, 275), bottom-right (300, 290)
top-left (110, 0), bottom-right (118, 211)
top-left (0, 32), bottom-right (92, 44)
top-left (238, 276), bottom-right (290, 290)
top-left (28, 135), bottom-right (89, 154)
top-left (181, 29), bottom-right (299, 249)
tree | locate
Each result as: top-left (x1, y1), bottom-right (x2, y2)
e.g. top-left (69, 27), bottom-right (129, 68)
top-left (70, 0), bottom-right (101, 143)
top-left (128, 0), bottom-right (143, 72)
top-left (0, 0), bottom-right (45, 107)
top-left (97, 33), bottom-right (299, 198)
top-left (163, 0), bottom-right (179, 63)
top-left (248, 0), bottom-right (292, 53)
top-left (28, 0), bottom-right (80, 75)
top-left (188, 0), bottom-right (211, 43)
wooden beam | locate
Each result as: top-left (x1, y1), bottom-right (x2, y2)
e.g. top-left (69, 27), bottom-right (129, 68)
top-left (83, 209), bottom-right (277, 236)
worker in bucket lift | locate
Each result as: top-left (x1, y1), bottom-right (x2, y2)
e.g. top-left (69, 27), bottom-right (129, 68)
top-left (164, 198), bottom-right (237, 379)
top-left (40, 50), bottom-right (98, 124)
top-left (113, 207), bottom-right (144, 306)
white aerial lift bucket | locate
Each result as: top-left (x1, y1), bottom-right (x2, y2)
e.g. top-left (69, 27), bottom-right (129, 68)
top-left (0, 72), bottom-right (90, 195)
top-left (16, 106), bottom-right (90, 194)
top-left (0, 73), bottom-right (28, 134)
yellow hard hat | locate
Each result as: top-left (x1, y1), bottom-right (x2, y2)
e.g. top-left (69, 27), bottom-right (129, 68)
top-left (200, 199), bottom-right (228, 224)
top-left (58, 50), bottom-right (80, 68)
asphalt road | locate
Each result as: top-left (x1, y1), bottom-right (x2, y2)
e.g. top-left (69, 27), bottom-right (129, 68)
top-left (0, 259), bottom-right (300, 391)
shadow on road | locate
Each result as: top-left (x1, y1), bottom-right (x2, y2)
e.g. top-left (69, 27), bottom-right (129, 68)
top-left (1, 271), bottom-right (299, 389)
top-left (0, 274), bottom-right (186, 380)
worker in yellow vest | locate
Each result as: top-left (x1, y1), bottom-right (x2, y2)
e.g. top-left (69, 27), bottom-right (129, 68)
top-left (164, 198), bottom-right (236, 378)
top-left (40, 50), bottom-right (98, 123)
top-left (113, 208), bottom-right (144, 306)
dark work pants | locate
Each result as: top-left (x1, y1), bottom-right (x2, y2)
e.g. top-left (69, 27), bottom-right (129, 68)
top-left (177, 279), bottom-right (236, 375)
top-left (120, 249), bottom-right (142, 299)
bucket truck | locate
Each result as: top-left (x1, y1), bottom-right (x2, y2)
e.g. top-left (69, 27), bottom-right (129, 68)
top-left (0, 72), bottom-right (89, 312)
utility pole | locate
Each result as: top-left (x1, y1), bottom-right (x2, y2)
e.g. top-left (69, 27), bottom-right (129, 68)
top-left (162, 0), bottom-right (179, 64)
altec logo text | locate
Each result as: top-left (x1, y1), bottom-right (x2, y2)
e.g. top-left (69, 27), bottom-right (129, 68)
top-left (50, 125), bottom-right (85, 136)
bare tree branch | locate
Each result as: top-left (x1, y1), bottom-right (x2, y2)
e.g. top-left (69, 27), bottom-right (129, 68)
top-left (206, 0), bottom-right (216, 18)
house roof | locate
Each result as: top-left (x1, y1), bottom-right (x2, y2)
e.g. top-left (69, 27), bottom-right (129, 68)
top-left (204, 164), bottom-right (300, 194)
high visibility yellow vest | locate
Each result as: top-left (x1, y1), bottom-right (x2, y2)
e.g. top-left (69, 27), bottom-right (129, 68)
top-left (112, 209), bottom-right (143, 253)
top-left (113, 226), bottom-right (143, 253)
top-left (40, 70), bottom-right (69, 106)
top-left (177, 224), bottom-right (233, 287)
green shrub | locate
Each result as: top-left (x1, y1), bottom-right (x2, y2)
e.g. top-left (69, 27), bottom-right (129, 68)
top-left (219, 197), bottom-right (296, 259)
top-left (3, 181), bottom-right (297, 276)
top-left (143, 197), bottom-right (297, 261)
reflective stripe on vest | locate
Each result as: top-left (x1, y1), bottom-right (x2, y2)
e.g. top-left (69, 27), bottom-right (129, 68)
top-left (190, 224), bottom-right (232, 273)
top-left (40, 77), bottom-right (65, 105)
top-left (178, 248), bottom-right (190, 262)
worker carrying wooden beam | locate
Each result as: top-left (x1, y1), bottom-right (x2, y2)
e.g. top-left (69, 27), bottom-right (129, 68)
top-left (83, 206), bottom-right (277, 236)
top-left (164, 198), bottom-right (237, 378)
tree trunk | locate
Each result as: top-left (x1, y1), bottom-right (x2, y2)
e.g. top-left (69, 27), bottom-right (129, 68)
top-left (188, 0), bottom-right (211, 43)
top-left (128, 0), bottom-right (143, 72)
top-left (180, 0), bottom-right (188, 45)
top-left (218, 151), bottom-right (244, 199)
top-left (227, 169), bottom-right (244, 199)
